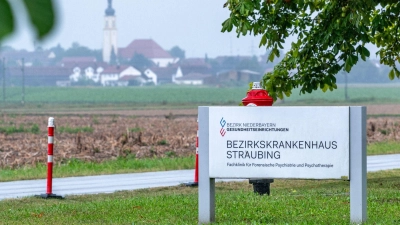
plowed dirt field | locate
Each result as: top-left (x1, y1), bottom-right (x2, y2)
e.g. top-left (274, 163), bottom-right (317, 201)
top-left (1, 105), bottom-right (399, 169)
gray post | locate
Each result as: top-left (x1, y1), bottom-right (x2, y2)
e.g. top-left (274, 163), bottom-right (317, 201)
top-left (198, 107), bottom-right (215, 224)
top-left (2, 57), bottom-right (5, 103)
top-left (21, 58), bottom-right (25, 105)
top-left (350, 106), bottom-right (367, 223)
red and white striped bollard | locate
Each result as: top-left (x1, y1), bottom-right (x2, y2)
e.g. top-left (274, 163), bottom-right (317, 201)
top-left (38, 117), bottom-right (63, 199)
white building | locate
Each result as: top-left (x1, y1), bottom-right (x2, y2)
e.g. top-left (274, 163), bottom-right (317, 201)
top-left (100, 65), bottom-right (142, 86)
top-left (173, 72), bottom-right (212, 85)
top-left (63, 57), bottom-right (105, 84)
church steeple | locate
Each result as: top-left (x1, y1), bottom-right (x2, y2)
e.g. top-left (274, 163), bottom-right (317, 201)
top-left (103, 0), bottom-right (117, 63)
top-left (105, 0), bottom-right (115, 16)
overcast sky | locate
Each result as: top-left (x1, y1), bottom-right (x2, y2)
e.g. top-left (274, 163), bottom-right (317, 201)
top-left (4, 0), bottom-right (380, 59)
top-left (3, 0), bottom-right (293, 58)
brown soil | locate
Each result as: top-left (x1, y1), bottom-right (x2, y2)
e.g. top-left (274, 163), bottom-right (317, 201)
top-left (0, 105), bottom-right (399, 169)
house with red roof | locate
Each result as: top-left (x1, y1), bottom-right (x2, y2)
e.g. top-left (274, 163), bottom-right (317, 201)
top-left (143, 66), bottom-right (181, 85)
top-left (118, 39), bottom-right (179, 67)
top-left (177, 58), bottom-right (212, 75)
top-left (100, 65), bottom-right (145, 86)
top-left (63, 57), bottom-right (107, 83)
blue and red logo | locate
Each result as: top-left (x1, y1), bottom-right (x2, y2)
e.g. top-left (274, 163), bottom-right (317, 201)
top-left (220, 117), bottom-right (226, 137)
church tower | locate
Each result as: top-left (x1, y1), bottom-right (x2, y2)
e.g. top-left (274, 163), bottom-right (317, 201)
top-left (102, 0), bottom-right (118, 63)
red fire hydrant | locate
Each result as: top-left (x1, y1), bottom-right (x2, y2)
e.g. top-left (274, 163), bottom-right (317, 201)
top-left (242, 82), bottom-right (273, 106)
top-left (242, 81), bottom-right (274, 195)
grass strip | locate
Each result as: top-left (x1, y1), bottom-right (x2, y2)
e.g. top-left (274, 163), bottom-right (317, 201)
top-left (0, 169), bottom-right (399, 224)
top-left (0, 156), bottom-right (195, 182)
top-left (368, 141), bottom-right (400, 155)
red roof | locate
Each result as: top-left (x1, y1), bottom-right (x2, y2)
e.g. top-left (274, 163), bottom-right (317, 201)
top-left (60, 57), bottom-right (107, 69)
top-left (147, 66), bottom-right (177, 79)
top-left (7, 66), bottom-right (71, 76)
top-left (119, 39), bottom-right (171, 59)
top-left (178, 58), bottom-right (212, 75)
top-left (101, 65), bottom-right (130, 74)
top-left (179, 58), bottom-right (210, 67)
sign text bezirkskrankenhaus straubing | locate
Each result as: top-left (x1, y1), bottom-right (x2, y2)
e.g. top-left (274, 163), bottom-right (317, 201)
top-left (226, 140), bottom-right (338, 159)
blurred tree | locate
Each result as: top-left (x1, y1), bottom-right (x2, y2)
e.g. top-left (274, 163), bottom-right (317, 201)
top-left (236, 56), bottom-right (262, 72)
top-left (64, 42), bottom-right (100, 59)
top-left (209, 56), bottom-right (262, 74)
top-left (169, 46), bottom-right (185, 59)
top-left (109, 47), bottom-right (117, 65)
top-left (129, 53), bottom-right (155, 71)
top-left (222, 0), bottom-right (400, 99)
top-left (48, 43), bottom-right (65, 62)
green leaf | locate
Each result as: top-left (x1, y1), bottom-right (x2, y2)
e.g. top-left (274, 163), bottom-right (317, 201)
top-left (267, 50), bottom-right (275, 62)
top-left (388, 69), bottom-right (395, 80)
top-left (259, 34), bottom-right (267, 47)
top-left (221, 19), bottom-right (230, 32)
top-left (344, 58), bottom-right (352, 72)
top-left (321, 84), bottom-right (329, 92)
top-left (0, 0), bottom-right (14, 41)
top-left (360, 54), bottom-right (366, 61)
top-left (241, 25), bottom-right (248, 35)
top-left (22, 0), bottom-right (55, 39)
top-left (284, 91), bottom-right (291, 97)
top-left (362, 46), bottom-right (370, 57)
top-left (292, 48), bottom-right (298, 57)
top-left (350, 55), bottom-right (358, 65)
top-left (396, 68), bottom-right (400, 78)
top-left (277, 91), bottom-right (283, 99)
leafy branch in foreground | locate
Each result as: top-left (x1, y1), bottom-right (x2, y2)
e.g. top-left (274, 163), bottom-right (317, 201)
top-left (0, 0), bottom-right (55, 42)
top-left (222, 0), bottom-right (400, 100)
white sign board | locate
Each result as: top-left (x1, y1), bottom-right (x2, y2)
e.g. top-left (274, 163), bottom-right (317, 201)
top-left (207, 106), bottom-right (349, 179)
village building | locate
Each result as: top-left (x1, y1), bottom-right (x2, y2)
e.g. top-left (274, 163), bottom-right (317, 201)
top-left (6, 66), bottom-right (71, 86)
top-left (118, 39), bottom-right (179, 67)
top-left (99, 65), bottom-right (152, 86)
top-left (61, 57), bottom-right (106, 84)
top-left (173, 72), bottom-right (214, 85)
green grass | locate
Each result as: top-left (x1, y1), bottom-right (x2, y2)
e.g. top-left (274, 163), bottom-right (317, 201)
top-left (0, 156), bottom-right (195, 182)
top-left (368, 141), bottom-right (400, 155)
top-left (1, 86), bottom-right (248, 105)
top-left (0, 169), bottom-right (399, 224)
top-left (283, 85), bottom-right (400, 104)
top-left (0, 124), bottom-right (40, 135)
top-left (1, 85), bottom-right (400, 115)
top-left (1, 85), bottom-right (400, 106)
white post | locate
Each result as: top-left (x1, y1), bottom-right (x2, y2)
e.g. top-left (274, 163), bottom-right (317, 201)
top-left (350, 106), bottom-right (367, 223)
top-left (198, 107), bottom-right (215, 224)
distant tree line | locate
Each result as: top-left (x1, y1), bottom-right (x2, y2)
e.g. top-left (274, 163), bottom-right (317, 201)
top-left (1, 43), bottom-right (397, 84)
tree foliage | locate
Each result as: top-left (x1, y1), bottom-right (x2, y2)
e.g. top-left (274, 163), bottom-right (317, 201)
top-left (129, 53), bottom-right (155, 71)
top-left (169, 46), bottom-right (186, 59)
top-left (0, 0), bottom-right (55, 42)
top-left (64, 42), bottom-right (100, 58)
top-left (221, 0), bottom-right (400, 100)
